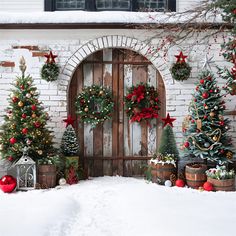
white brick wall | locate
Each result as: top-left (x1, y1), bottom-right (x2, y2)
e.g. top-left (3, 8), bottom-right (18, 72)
top-left (0, 29), bottom-right (235, 151)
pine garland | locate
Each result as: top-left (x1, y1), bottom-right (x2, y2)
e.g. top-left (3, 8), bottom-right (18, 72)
top-left (75, 85), bottom-right (114, 128)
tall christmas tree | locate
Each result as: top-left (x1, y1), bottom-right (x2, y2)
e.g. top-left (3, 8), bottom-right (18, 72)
top-left (158, 113), bottom-right (179, 160)
top-left (0, 57), bottom-right (54, 162)
top-left (182, 70), bottom-right (234, 164)
top-left (60, 124), bottom-right (79, 156)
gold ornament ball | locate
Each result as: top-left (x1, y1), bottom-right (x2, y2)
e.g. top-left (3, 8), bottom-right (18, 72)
top-left (84, 107), bottom-right (89, 112)
top-left (37, 150), bottom-right (43, 155)
top-left (205, 106), bottom-right (208, 110)
top-left (212, 136), bottom-right (218, 141)
top-left (32, 113), bottom-right (36, 118)
top-left (11, 124), bottom-right (16, 129)
top-left (99, 90), bottom-right (104, 95)
top-left (18, 101), bottom-right (24, 107)
top-left (210, 112), bottom-right (215, 117)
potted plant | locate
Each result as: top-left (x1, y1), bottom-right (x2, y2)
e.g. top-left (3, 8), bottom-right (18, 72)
top-left (206, 165), bottom-right (235, 191)
top-left (148, 114), bottom-right (179, 184)
top-left (149, 153), bottom-right (177, 184)
top-left (60, 124), bottom-right (80, 184)
top-left (37, 154), bottom-right (61, 188)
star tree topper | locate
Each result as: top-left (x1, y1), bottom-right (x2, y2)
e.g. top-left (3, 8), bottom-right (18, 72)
top-left (162, 113), bottom-right (176, 127)
top-left (175, 51), bottom-right (188, 63)
top-left (63, 115), bottom-right (75, 127)
top-left (44, 51), bottom-right (58, 64)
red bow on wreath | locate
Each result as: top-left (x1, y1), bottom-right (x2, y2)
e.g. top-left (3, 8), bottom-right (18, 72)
top-left (126, 85), bottom-right (145, 103)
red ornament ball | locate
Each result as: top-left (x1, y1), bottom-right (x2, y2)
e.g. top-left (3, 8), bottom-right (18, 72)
top-left (0, 175), bottom-right (17, 193)
top-left (8, 156), bottom-right (13, 162)
top-left (196, 86), bottom-right (199, 91)
top-left (31, 105), bottom-right (37, 111)
top-left (9, 137), bottom-right (17, 144)
top-left (200, 79), bottom-right (204, 84)
top-left (34, 121), bottom-right (41, 128)
top-left (204, 115), bottom-right (207, 119)
top-left (203, 182), bottom-right (213, 191)
top-left (12, 97), bottom-right (18, 103)
top-left (175, 179), bottom-right (185, 187)
top-left (21, 113), bottom-right (27, 119)
top-left (202, 92), bottom-right (209, 99)
top-left (184, 141), bottom-right (190, 148)
top-left (22, 128), bottom-right (28, 134)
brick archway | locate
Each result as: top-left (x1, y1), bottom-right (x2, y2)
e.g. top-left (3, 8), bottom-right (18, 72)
top-left (60, 35), bottom-right (172, 95)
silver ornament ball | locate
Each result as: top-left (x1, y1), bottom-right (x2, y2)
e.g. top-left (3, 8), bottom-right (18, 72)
top-left (164, 180), bottom-right (172, 187)
top-left (59, 178), bottom-right (67, 186)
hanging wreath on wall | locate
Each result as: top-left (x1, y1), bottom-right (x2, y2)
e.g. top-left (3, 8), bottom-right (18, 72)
top-left (75, 85), bottom-right (114, 128)
top-left (41, 51), bottom-right (60, 82)
top-left (124, 83), bottom-right (159, 123)
top-left (171, 51), bottom-right (191, 81)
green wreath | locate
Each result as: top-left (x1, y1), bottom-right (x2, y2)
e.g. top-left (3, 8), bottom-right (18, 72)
top-left (75, 85), bottom-right (114, 128)
top-left (171, 62), bottom-right (191, 81)
top-left (41, 63), bottom-right (60, 82)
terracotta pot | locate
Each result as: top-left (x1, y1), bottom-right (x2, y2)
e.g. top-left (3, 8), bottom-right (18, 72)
top-left (185, 163), bottom-right (207, 189)
top-left (207, 177), bottom-right (235, 191)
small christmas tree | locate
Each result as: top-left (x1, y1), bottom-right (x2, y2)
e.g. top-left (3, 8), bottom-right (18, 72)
top-left (182, 70), bottom-right (234, 164)
top-left (157, 113), bottom-right (179, 162)
top-left (60, 124), bottom-right (79, 156)
top-left (0, 57), bottom-right (54, 162)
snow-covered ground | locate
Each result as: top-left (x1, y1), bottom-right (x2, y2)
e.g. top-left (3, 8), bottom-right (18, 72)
top-left (0, 176), bottom-right (236, 236)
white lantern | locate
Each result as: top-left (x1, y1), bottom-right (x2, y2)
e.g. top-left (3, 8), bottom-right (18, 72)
top-left (15, 147), bottom-right (36, 190)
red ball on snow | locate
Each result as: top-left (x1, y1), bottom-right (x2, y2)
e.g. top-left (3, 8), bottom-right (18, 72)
top-left (175, 179), bottom-right (185, 187)
top-left (31, 105), bottom-right (37, 111)
top-left (9, 137), bottom-right (17, 144)
top-left (202, 92), bottom-right (209, 99)
top-left (0, 175), bottom-right (17, 193)
top-left (203, 182), bottom-right (213, 191)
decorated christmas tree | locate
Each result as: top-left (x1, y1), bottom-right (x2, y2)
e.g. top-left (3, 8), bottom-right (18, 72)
top-left (0, 57), bottom-right (54, 162)
top-left (182, 70), bottom-right (234, 164)
top-left (60, 124), bottom-right (79, 156)
top-left (158, 114), bottom-right (179, 160)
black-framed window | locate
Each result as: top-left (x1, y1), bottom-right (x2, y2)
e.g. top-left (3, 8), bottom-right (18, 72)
top-left (45, 0), bottom-right (176, 12)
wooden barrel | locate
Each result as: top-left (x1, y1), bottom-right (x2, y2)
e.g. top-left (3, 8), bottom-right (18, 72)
top-left (207, 177), bottom-right (235, 191)
top-left (185, 163), bottom-right (207, 189)
top-left (150, 162), bottom-right (176, 184)
top-left (38, 165), bottom-right (56, 188)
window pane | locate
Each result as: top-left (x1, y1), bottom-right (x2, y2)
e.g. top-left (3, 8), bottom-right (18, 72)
top-left (96, 0), bottom-right (130, 10)
top-left (56, 0), bottom-right (85, 10)
top-left (138, 0), bottom-right (167, 11)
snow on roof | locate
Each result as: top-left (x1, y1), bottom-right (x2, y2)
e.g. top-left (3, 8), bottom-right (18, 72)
top-left (0, 11), bottom-right (223, 24)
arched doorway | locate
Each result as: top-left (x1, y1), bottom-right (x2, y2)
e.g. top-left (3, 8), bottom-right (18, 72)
top-left (69, 49), bottom-right (166, 177)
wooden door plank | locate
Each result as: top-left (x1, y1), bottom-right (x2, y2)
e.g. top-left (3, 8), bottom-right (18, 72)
top-left (147, 65), bottom-right (157, 156)
top-left (156, 70), bottom-right (166, 149)
top-left (112, 49), bottom-right (119, 175)
top-left (132, 64), bottom-right (148, 176)
top-left (93, 59), bottom-right (104, 176)
top-left (83, 63), bottom-right (94, 176)
top-left (103, 49), bottom-right (113, 176)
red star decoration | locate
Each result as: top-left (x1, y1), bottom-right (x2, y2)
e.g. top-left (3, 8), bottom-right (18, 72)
top-left (162, 113), bottom-right (176, 127)
top-left (44, 51), bottom-right (57, 64)
top-left (175, 51), bottom-right (188, 63)
top-left (63, 115), bottom-right (75, 127)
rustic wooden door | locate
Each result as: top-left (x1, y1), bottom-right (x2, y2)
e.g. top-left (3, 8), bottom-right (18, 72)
top-left (69, 49), bottom-right (166, 177)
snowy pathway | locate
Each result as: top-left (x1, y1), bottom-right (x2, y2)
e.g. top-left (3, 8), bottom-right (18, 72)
top-left (0, 176), bottom-right (236, 236)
